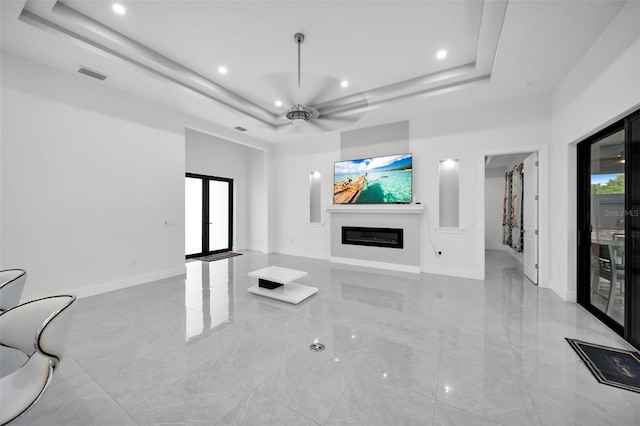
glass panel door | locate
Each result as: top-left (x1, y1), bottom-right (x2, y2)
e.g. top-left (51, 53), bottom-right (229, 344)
top-left (185, 177), bottom-right (203, 257)
top-left (589, 129), bottom-right (625, 325)
top-left (209, 179), bottom-right (231, 252)
top-left (579, 109), bottom-right (640, 349)
top-left (185, 174), bottom-right (233, 258)
top-left (628, 113), bottom-right (640, 348)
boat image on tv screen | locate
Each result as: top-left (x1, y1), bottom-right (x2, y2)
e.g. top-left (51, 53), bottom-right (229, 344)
top-left (334, 154), bottom-right (412, 204)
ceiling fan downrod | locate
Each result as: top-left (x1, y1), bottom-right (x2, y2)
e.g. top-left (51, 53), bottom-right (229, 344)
top-left (295, 32), bottom-right (304, 102)
top-left (286, 32), bottom-right (313, 123)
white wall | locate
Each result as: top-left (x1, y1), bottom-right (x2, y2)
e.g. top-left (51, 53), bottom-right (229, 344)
top-left (550, 1), bottom-right (640, 301)
top-left (269, 98), bottom-right (551, 280)
top-left (484, 172), bottom-right (504, 250)
top-left (185, 128), bottom-right (266, 252)
top-left (341, 121), bottom-right (409, 160)
top-left (411, 97), bottom-right (551, 280)
top-left (247, 147), bottom-right (268, 252)
top-left (0, 52), bottom-right (270, 299)
top-left (271, 133), bottom-right (340, 259)
top-left (1, 64), bottom-right (183, 300)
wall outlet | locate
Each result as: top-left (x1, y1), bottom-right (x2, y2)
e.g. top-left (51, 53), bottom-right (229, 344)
top-left (130, 257), bottom-right (137, 266)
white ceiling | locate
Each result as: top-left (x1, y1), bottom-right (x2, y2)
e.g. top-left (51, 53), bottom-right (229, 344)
top-left (485, 153), bottom-right (530, 173)
top-left (0, 0), bottom-right (627, 143)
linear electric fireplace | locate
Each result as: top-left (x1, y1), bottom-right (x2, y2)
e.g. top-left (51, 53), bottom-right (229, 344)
top-left (341, 226), bottom-right (403, 249)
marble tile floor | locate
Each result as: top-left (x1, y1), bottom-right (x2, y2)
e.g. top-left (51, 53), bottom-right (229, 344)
top-left (3, 250), bottom-right (639, 425)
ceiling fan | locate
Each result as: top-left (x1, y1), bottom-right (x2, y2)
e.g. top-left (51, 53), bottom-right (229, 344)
top-left (277, 33), bottom-right (367, 132)
top-left (285, 33), bottom-right (319, 126)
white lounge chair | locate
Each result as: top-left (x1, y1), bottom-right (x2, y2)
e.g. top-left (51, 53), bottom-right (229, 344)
top-left (0, 295), bottom-right (77, 425)
top-left (0, 269), bottom-right (27, 312)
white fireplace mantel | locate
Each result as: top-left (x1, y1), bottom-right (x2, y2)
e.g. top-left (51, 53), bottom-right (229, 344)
top-left (326, 204), bottom-right (425, 214)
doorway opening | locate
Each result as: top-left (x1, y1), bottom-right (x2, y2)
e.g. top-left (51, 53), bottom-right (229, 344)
top-left (484, 151), bottom-right (539, 285)
top-left (185, 173), bottom-right (233, 259)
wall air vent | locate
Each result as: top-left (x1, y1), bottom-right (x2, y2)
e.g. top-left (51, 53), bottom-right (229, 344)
top-left (234, 126), bottom-right (248, 132)
top-left (77, 66), bottom-right (108, 81)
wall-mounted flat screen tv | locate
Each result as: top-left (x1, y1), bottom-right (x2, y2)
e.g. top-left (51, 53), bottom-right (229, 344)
top-left (334, 153), bottom-right (412, 204)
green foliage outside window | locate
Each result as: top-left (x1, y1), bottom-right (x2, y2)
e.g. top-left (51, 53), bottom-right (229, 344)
top-left (592, 174), bottom-right (624, 194)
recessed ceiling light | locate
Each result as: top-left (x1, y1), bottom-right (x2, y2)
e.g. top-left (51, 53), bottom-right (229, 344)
top-left (218, 66), bottom-right (228, 74)
top-left (274, 100), bottom-right (283, 107)
top-left (112, 4), bottom-right (126, 15)
top-left (341, 80), bottom-right (349, 88)
top-left (436, 50), bottom-right (447, 59)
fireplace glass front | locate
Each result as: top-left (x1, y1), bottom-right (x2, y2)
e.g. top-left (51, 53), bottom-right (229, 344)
top-left (341, 226), bottom-right (403, 249)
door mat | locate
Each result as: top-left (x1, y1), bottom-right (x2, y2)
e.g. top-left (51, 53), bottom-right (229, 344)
top-left (194, 252), bottom-right (242, 262)
top-left (566, 338), bottom-right (640, 393)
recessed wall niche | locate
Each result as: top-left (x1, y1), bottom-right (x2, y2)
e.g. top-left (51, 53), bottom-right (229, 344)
top-left (439, 159), bottom-right (460, 227)
top-left (309, 171), bottom-right (321, 223)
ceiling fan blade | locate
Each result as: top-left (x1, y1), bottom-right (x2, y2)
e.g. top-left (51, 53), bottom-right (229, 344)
top-left (303, 75), bottom-right (343, 106)
top-left (316, 104), bottom-right (368, 127)
top-left (317, 114), bottom-right (355, 123)
top-left (315, 90), bottom-right (369, 116)
top-left (260, 73), bottom-right (297, 106)
top-left (277, 109), bottom-right (366, 134)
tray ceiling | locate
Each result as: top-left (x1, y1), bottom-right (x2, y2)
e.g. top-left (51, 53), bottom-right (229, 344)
top-left (0, 1), bottom-right (627, 142)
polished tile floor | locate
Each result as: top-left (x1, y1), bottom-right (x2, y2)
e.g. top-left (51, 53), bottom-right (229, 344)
top-left (5, 250), bottom-right (640, 425)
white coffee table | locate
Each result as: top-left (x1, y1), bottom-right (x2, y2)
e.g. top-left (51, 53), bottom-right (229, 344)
top-left (247, 266), bottom-right (318, 304)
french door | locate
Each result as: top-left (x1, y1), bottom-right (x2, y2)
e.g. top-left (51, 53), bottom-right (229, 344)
top-left (185, 173), bottom-right (233, 258)
top-left (577, 109), bottom-right (640, 349)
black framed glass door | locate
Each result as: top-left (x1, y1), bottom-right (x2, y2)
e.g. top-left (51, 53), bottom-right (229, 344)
top-left (627, 112), bottom-right (640, 348)
top-left (185, 173), bottom-right (233, 258)
top-left (578, 109), bottom-right (640, 349)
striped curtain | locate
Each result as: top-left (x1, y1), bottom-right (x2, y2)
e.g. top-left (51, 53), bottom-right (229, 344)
top-left (502, 163), bottom-right (524, 252)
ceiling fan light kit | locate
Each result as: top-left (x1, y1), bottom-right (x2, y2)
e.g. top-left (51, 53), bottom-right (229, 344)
top-left (286, 104), bottom-right (312, 122)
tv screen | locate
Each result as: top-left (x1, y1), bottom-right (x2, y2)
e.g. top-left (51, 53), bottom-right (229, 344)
top-left (334, 153), bottom-right (412, 204)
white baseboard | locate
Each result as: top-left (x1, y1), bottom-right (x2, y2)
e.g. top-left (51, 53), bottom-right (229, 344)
top-left (246, 243), bottom-right (267, 253)
top-left (421, 265), bottom-right (484, 280)
top-left (275, 248), bottom-right (329, 260)
top-left (548, 280), bottom-right (577, 302)
top-left (536, 276), bottom-right (550, 289)
top-left (329, 256), bottom-right (420, 274)
top-left (486, 244), bottom-right (523, 264)
top-left (71, 266), bottom-right (187, 299)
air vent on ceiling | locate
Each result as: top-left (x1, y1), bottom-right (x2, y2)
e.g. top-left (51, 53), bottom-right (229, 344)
top-left (77, 66), bottom-right (108, 81)
top-left (234, 126), bottom-right (248, 132)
